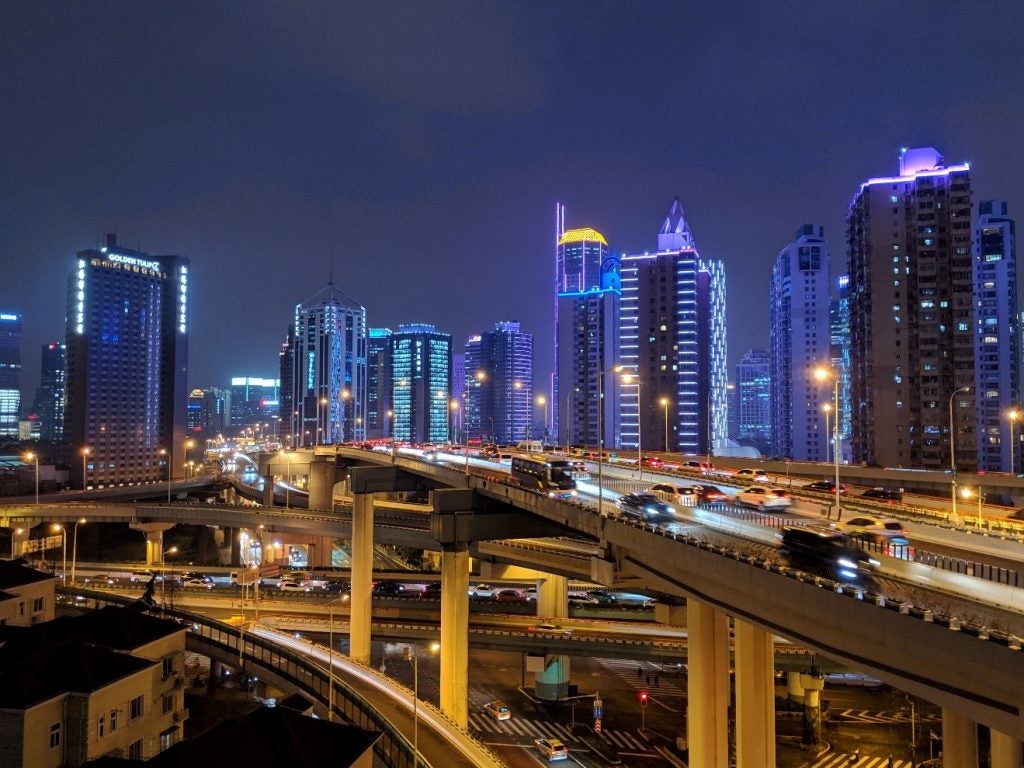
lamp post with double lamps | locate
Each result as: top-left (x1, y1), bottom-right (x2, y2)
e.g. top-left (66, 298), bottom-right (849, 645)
top-left (814, 367), bottom-right (842, 521)
top-left (1008, 408), bottom-right (1020, 476)
top-left (404, 641), bottom-right (441, 768)
top-left (596, 365), bottom-right (623, 515)
top-left (948, 386), bottom-right (972, 523)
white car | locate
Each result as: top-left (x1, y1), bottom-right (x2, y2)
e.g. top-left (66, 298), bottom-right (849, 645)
top-left (735, 468), bottom-right (770, 482)
top-left (279, 580), bottom-right (309, 592)
top-left (840, 515), bottom-right (907, 536)
top-left (468, 584), bottom-right (496, 599)
top-left (648, 483), bottom-right (702, 507)
top-left (735, 486), bottom-right (792, 509)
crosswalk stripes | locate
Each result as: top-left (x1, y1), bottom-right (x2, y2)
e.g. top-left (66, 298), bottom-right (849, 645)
top-left (467, 713), bottom-right (651, 752)
top-left (807, 753), bottom-right (911, 768)
top-left (597, 657), bottom-right (685, 695)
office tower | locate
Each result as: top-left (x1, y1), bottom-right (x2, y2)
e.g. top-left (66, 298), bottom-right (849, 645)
top-left (830, 274), bottom-right (852, 443)
top-left (366, 328), bottom-right (393, 439)
top-left (229, 377), bottom-right (280, 437)
top-left (390, 324), bottom-right (451, 444)
top-left (735, 349), bottom-right (771, 454)
top-left (186, 387), bottom-right (228, 438)
top-left (474, 321), bottom-right (533, 444)
top-left (974, 200), bottom-right (1018, 472)
top-left (284, 284), bottom-right (367, 447)
top-left (31, 342), bottom-right (66, 442)
top-left (769, 225), bottom-right (832, 462)
top-left (64, 234), bottom-right (189, 488)
top-left (726, 381), bottom-right (740, 442)
top-left (554, 206), bottom-right (620, 450)
top-left (0, 311), bottom-right (22, 438)
top-left (463, 334), bottom-right (483, 440)
top-left (451, 352), bottom-right (466, 440)
top-left (278, 326), bottom-right (295, 446)
top-left (848, 147), bottom-right (975, 469)
top-left (619, 197), bottom-right (726, 456)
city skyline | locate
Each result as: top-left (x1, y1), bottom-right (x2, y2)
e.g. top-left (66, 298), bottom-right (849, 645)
top-left (2, 4), bottom-right (1022, 402)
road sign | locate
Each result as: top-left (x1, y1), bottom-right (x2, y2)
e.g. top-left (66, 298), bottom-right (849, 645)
top-left (259, 563), bottom-right (281, 578)
top-left (593, 705), bottom-right (603, 719)
top-left (594, 718), bottom-right (602, 733)
top-left (20, 535), bottom-right (63, 554)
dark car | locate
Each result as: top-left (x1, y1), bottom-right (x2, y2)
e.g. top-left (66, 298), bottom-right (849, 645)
top-left (861, 487), bottom-right (903, 503)
top-left (616, 493), bottom-right (675, 519)
top-left (803, 480), bottom-right (848, 494)
top-left (779, 525), bottom-right (876, 582)
top-left (693, 484), bottom-right (729, 503)
top-left (372, 581), bottom-right (406, 596)
top-left (420, 582), bottom-right (442, 598)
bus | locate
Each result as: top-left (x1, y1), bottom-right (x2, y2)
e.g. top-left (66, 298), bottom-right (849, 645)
top-left (509, 454), bottom-right (578, 498)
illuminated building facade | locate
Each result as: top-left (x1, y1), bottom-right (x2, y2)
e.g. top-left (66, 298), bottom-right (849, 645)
top-left (64, 233), bottom-right (189, 488)
top-left (619, 198), bottom-right (726, 455)
top-left (974, 200), bottom-right (1018, 472)
top-left (554, 206), bottom-right (620, 450)
top-left (32, 342), bottom-right (66, 442)
top-left (390, 324), bottom-right (451, 444)
top-left (830, 274), bottom-right (852, 443)
top-left (735, 349), bottom-right (771, 454)
top-left (366, 328), bottom-right (393, 439)
top-left (770, 225), bottom-right (832, 462)
top-left (229, 377), bottom-right (279, 436)
top-left (848, 147), bottom-right (976, 469)
top-left (0, 311), bottom-right (21, 438)
top-left (285, 284), bottom-right (367, 446)
top-left (186, 387), bottom-right (227, 438)
top-left (474, 322), bottom-right (533, 444)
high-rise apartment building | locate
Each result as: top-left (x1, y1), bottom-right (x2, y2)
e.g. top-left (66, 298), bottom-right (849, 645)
top-left (463, 334), bottom-right (483, 440)
top-left (974, 200), bottom-right (1018, 472)
top-left (830, 274), bottom-right (852, 443)
top-left (619, 198), bottom-right (726, 455)
top-left (0, 312), bottom-right (22, 438)
top-left (390, 324), bottom-right (451, 444)
top-left (283, 284), bottom-right (367, 447)
top-left (32, 342), bottom-right (66, 442)
top-left (278, 326), bottom-right (295, 446)
top-left (769, 225), bottom-right (832, 462)
top-left (366, 328), bottom-right (393, 439)
top-left (229, 377), bottom-right (280, 436)
top-left (472, 322), bottom-right (533, 445)
top-left (554, 206), bottom-right (620, 450)
top-left (64, 234), bottom-right (189, 488)
top-left (848, 147), bottom-right (975, 469)
top-left (735, 349), bottom-right (771, 454)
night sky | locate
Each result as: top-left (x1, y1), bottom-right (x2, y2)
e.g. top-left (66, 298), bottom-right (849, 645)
top-left (2, 2), bottom-right (1023, 402)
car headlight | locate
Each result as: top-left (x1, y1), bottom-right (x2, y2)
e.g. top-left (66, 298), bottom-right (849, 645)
top-left (837, 558), bottom-right (857, 569)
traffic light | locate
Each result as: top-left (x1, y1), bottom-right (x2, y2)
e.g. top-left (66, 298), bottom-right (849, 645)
top-left (638, 690), bottom-right (649, 707)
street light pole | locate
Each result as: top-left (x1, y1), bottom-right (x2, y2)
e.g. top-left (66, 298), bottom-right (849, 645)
top-left (822, 404), bottom-right (832, 464)
top-left (596, 366), bottom-right (622, 516)
top-left (81, 447), bottom-right (90, 490)
top-left (536, 395), bottom-right (547, 443)
top-left (659, 397), bottom-right (670, 454)
top-left (814, 367), bottom-right (843, 521)
top-left (52, 524), bottom-right (66, 584)
top-left (70, 518), bottom-right (86, 584)
top-left (1008, 409), bottom-right (1020, 476)
top-left (405, 641), bottom-right (440, 768)
top-left (949, 386), bottom-right (972, 523)
top-left (11, 527), bottom-right (23, 559)
top-left (25, 452), bottom-right (39, 505)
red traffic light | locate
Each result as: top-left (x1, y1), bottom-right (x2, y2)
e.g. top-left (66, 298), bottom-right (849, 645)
top-left (638, 690), bottom-right (649, 706)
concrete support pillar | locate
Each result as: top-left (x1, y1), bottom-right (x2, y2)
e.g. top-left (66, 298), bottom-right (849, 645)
top-left (307, 536), bottom-right (334, 568)
top-left (534, 575), bottom-right (571, 701)
top-left (9, 527), bottom-right (27, 558)
top-left (130, 523), bottom-right (174, 566)
top-left (439, 545), bottom-right (470, 728)
top-left (263, 474), bottom-right (274, 507)
top-left (799, 672), bottom-right (824, 748)
top-left (349, 492), bottom-right (374, 664)
top-left (786, 670), bottom-right (804, 702)
top-left (308, 461), bottom-right (339, 512)
top-left (734, 619), bottom-right (775, 768)
top-left (990, 730), bottom-right (1023, 768)
top-left (942, 708), bottom-right (978, 767)
top-left (686, 600), bottom-right (731, 768)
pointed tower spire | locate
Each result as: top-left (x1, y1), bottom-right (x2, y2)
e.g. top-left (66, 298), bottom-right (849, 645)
top-left (657, 196), bottom-right (696, 251)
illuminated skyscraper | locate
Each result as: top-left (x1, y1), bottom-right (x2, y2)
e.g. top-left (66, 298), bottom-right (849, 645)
top-left (473, 322), bottom-right (533, 444)
top-left (0, 311), bottom-right (22, 438)
top-left (619, 198), bottom-right (726, 455)
top-left (770, 225), bottom-right (831, 462)
top-left (830, 274), bottom-right (852, 444)
top-left (463, 334), bottom-right (483, 440)
top-left (554, 205), bottom-right (619, 450)
top-left (284, 283), bottom-right (367, 446)
top-left (64, 234), bottom-right (189, 488)
top-left (735, 349), bottom-right (771, 454)
top-left (390, 324), bottom-right (451, 444)
top-left (366, 328), bottom-right (393, 439)
top-left (32, 342), bottom-right (66, 442)
top-left (229, 377), bottom-right (280, 436)
top-left (848, 148), bottom-right (975, 469)
top-left (974, 200), bottom-right (1018, 472)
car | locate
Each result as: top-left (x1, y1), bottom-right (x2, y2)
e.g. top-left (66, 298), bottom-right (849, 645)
top-left (860, 487), bottom-right (903, 503)
top-left (469, 584), bottom-right (496, 599)
top-left (648, 483), bottom-right (702, 507)
top-left (483, 700), bottom-right (512, 720)
top-left (372, 581), bottom-right (406, 596)
top-left (278, 580), bottom-right (308, 592)
top-left (568, 592), bottom-right (598, 605)
top-left (803, 480), bottom-right (848, 494)
top-left (420, 582), bottom-right (442, 598)
top-left (693, 484), bottom-right (729, 502)
top-left (616, 493), bottom-right (675, 519)
top-left (848, 531), bottom-right (916, 561)
top-left (495, 588), bottom-right (524, 602)
top-left (685, 460), bottom-right (714, 474)
top-left (523, 586), bottom-right (538, 601)
top-left (640, 456), bottom-right (664, 469)
top-left (527, 622), bottom-right (574, 636)
top-left (735, 486), bottom-right (792, 509)
top-left (130, 569), bottom-right (157, 583)
top-left (735, 468), bottom-right (770, 482)
top-left (182, 576), bottom-right (214, 589)
top-left (586, 589), bottom-right (617, 604)
top-left (421, 449), bottom-right (439, 462)
top-left (779, 525), bottom-right (876, 581)
top-left (83, 573), bottom-right (116, 586)
top-left (841, 515), bottom-right (907, 536)
top-left (535, 737), bottom-right (569, 761)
